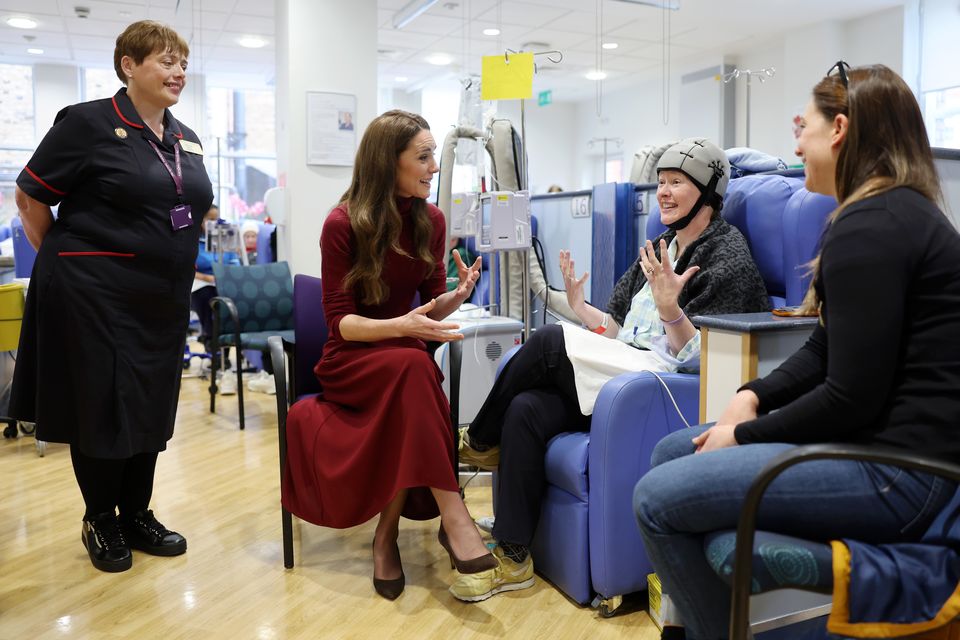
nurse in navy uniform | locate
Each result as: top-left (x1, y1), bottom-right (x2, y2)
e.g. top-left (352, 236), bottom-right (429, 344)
top-left (12, 21), bottom-right (213, 573)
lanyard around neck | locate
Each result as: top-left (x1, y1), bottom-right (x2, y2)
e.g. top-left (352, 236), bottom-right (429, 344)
top-left (148, 140), bottom-right (183, 201)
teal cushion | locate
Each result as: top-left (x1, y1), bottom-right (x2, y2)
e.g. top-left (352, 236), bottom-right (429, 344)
top-left (704, 530), bottom-right (833, 594)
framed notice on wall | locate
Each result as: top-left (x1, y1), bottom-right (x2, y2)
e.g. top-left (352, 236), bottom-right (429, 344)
top-left (306, 91), bottom-right (357, 166)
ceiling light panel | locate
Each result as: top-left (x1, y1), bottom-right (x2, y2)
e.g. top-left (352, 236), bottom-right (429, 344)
top-left (474, 1), bottom-right (568, 27)
top-left (392, 0), bottom-right (440, 29)
top-left (6, 16), bottom-right (38, 29)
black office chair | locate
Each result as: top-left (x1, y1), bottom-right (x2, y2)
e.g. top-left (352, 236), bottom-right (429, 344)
top-left (713, 444), bottom-right (960, 639)
top-left (209, 261), bottom-right (294, 430)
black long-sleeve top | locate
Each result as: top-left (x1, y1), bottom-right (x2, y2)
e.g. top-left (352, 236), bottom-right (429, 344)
top-left (735, 187), bottom-right (960, 463)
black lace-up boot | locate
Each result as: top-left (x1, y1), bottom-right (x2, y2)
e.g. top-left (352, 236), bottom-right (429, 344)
top-left (120, 509), bottom-right (187, 556)
top-left (81, 511), bottom-right (132, 572)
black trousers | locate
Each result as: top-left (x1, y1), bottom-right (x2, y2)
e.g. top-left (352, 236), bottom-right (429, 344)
top-left (190, 284), bottom-right (217, 347)
top-left (469, 324), bottom-right (590, 547)
top-left (70, 447), bottom-right (159, 520)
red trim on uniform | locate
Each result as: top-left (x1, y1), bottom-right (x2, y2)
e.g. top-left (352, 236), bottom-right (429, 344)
top-left (58, 251), bottom-right (136, 258)
top-left (111, 96), bottom-right (144, 129)
top-left (174, 132), bottom-right (183, 139)
top-left (24, 166), bottom-right (66, 196)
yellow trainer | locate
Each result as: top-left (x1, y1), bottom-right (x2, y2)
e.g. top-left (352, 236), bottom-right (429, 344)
top-left (458, 426), bottom-right (500, 470)
top-left (449, 546), bottom-right (535, 602)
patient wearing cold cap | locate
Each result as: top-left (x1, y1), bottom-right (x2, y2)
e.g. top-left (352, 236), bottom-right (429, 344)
top-left (241, 220), bottom-right (259, 252)
top-left (655, 137), bottom-right (730, 231)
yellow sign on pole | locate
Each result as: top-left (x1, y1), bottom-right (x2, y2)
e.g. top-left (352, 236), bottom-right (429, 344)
top-left (481, 52), bottom-right (534, 101)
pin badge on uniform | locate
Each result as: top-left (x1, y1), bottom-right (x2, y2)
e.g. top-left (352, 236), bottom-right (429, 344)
top-left (114, 127), bottom-right (128, 139)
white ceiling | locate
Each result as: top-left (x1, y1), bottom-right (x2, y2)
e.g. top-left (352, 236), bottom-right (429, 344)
top-left (0, 0), bottom-right (904, 97)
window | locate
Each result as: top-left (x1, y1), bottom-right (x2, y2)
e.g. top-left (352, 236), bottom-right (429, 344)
top-left (605, 157), bottom-right (624, 184)
top-left (83, 67), bottom-right (123, 102)
top-left (205, 87), bottom-right (277, 221)
top-left (924, 86), bottom-right (960, 150)
top-left (0, 64), bottom-right (34, 226)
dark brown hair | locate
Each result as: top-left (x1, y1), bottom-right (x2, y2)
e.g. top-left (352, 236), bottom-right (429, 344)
top-left (340, 110), bottom-right (436, 306)
top-left (800, 64), bottom-right (942, 313)
top-left (114, 21), bottom-right (189, 84)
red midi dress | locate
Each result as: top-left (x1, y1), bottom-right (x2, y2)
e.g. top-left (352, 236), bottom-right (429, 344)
top-left (282, 198), bottom-right (459, 528)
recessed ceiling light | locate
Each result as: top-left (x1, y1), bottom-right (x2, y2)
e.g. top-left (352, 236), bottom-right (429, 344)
top-left (585, 70), bottom-right (608, 80)
top-left (426, 53), bottom-right (452, 66)
top-left (395, 76), bottom-right (409, 82)
top-left (6, 16), bottom-right (38, 29)
top-left (482, 28), bottom-right (500, 36)
top-left (26, 47), bottom-right (43, 54)
top-left (602, 42), bottom-right (619, 50)
top-left (237, 35), bottom-right (267, 49)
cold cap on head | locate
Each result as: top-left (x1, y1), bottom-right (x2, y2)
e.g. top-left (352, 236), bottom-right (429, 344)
top-left (656, 137), bottom-right (730, 199)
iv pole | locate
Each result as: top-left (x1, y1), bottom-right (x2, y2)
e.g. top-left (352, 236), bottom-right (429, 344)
top-left (722, 67), bottom-right (776, 148)
top-left (502, 48), bottom-right (563, 340)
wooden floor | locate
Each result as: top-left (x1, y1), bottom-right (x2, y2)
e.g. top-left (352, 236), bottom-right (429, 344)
top-left (0, 372), bottom-right (659, 639)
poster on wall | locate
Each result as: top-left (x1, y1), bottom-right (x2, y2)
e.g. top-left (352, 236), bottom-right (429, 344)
top-left (306, 91), bottom-right (356, 166)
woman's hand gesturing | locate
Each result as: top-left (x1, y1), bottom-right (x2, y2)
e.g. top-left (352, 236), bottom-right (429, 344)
top-left (639, 239), bottom-right (699, 311)
top-left (559, 250), bottom-right (589, 314)
top-left (452, 249), bottom-right (482, 300)
top-left (398, 298), bottom-right (463, 342)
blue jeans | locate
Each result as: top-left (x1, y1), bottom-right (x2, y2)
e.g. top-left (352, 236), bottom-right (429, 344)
top-left (633, 425), bottom-right (956, 640)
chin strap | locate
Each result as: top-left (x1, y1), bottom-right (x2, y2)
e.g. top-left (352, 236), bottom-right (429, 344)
top-left (666, 173), bottom-right (720, 231)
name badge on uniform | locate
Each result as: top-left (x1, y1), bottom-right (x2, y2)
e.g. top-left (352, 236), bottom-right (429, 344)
top-left (170, 204), bottom-right (193, 230)
top-left (179, 139), bottom-right (203, 155)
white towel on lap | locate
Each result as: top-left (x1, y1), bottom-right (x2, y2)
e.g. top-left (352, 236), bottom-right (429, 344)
top-left (559, 322), bottom-right (671, 415)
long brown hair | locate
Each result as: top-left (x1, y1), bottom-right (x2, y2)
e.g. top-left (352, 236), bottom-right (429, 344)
top-left (340, 110), bottom-right (436, 306)
top-left (800, 64), bottom-right (942, 313)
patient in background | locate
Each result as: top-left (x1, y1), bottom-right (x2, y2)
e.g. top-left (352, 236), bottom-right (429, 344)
top-left (191, 205), bottom-right (240, 376)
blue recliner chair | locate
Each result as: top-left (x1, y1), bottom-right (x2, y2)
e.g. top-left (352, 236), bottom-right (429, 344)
top-left (11, 217), bottom-right (37, 279)
top-left (496, 174), bottom-right (837, 613)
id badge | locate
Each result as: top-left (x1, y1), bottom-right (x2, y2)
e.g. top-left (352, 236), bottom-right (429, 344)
top-left (170, 204), bottom-right (193, 230)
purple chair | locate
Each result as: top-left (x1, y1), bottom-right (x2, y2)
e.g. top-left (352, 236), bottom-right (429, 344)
top-left (268, 274), bottom-right (463, 568)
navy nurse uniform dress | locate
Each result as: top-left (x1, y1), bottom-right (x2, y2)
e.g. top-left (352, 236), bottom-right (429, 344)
top-left (282, 198), bottom-right (460, 528)
top-left (11, 88), bottom-right (214, 458)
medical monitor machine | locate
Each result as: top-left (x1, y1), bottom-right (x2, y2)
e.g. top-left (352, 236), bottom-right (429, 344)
top-left (204, 220), bottom-right (248, 265)
top-left (449, 192), bottom-right (480, 238)
top-left (476, 190), bottom-right (532, 252)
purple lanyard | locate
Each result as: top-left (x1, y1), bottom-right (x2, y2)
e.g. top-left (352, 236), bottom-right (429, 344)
top-left (148, 140), bottom-right (183, 200)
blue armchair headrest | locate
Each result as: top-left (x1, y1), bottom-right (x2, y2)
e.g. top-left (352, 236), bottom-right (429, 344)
top-left (646, 174), bottom-right (823, 307)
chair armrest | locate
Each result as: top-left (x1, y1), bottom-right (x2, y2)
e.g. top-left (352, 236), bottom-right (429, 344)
top-left (448, 339), bottom-right (462, 431)
top-left (730, 444), bottom-right (960, 640)
top-left (268, 335), bottom-right (289, 477)
top-left (210, 295), bottom-right (241, 350)
top-left (587, 371), bottom-right (699, 597)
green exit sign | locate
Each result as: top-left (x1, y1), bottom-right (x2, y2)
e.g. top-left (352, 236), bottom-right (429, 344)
top-left (538, 90), bottom-right (552, 106)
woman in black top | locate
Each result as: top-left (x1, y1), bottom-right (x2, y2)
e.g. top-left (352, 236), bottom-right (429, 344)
top-left (633, 64), bottom-right (960, 640)
top-left (13, 21), bottom-right (213, 573)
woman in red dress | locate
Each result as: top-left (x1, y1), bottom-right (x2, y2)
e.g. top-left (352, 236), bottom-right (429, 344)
top-left (284, 110), bottom-right (497, 600)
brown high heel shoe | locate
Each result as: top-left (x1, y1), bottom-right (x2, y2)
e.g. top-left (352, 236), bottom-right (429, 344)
top-left (372, 539), bottom-right (405, 600)
top-left (438, 526), bottom-right (498, 574)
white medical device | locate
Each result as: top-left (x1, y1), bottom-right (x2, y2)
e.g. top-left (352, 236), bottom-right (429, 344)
top-left (433, 314), bottom-right (524, 425)
top-left (449, 192), bottom-right (480, 238)
top-left (476, 190), bottom-right (532, 253)
top-left (204, 220), bottom-right (248, 265)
